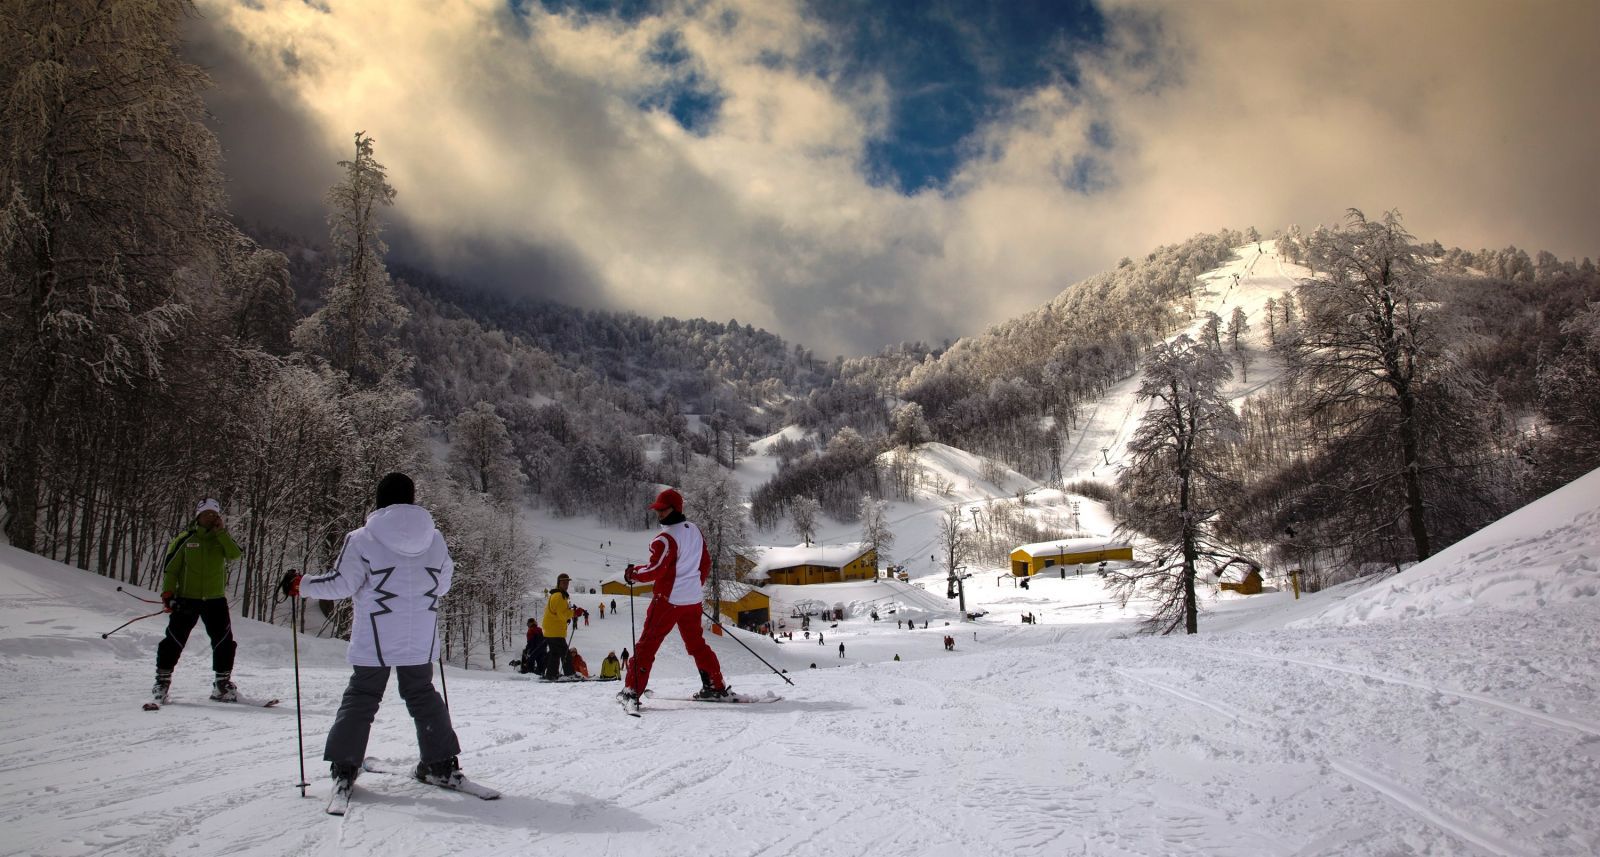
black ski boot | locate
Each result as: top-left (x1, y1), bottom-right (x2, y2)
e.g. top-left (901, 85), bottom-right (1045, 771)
top-left (416, 757), bottom-right (464, 788)
top-left (151, 670), bottom-right (172, 705)
top-left (692, 684), bottom-right (732, 700)
top-left (331, 762), bottom-right (359, 791)
top-left (209, 674), bottom-right (239, 702)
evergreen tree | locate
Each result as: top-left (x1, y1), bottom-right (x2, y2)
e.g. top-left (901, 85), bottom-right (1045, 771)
top-left (293, 132), bottom-right (410, 387)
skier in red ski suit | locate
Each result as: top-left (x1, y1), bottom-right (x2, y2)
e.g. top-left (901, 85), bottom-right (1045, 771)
top-left (619, 488), bottom-right (728, 702)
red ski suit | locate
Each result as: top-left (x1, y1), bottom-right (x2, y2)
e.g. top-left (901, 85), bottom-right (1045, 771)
top-left (624, 521), bottom-right (724, 695)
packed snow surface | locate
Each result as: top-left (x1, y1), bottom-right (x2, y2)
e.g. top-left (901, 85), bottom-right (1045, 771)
top-left (5, 527), bottom-right (1600, 855)
top-left (1299, 466), bottom-right (1600, 628)
top-left (6, 245), bottom-right (1599, 856)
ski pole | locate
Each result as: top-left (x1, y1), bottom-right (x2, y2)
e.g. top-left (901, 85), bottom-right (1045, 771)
top-left (116, 585), bottom-right (163, 605)
top-left (437, 650), bottom-right (450, 713)
top-left (289, 592), bottom-right (308, 797)
top-left (101, 609), bottom-right (166, 639)
top-left (627, 566), bottom-right (638, 668)
top-left (701, 608), bottom-right (794, 686)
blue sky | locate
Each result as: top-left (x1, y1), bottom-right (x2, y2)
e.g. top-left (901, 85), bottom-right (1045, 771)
top-left (200, 0), bottom-right (1600, 356)
top-left (525, 0), bottom-right (1109, 192)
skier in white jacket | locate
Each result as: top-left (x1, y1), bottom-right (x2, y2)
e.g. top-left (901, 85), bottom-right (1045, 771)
top-left (279, 472), bottom-right (465, 796)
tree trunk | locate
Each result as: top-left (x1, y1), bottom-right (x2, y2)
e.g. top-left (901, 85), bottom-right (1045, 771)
top-left (1395, 383), bottom-right (1432, 561)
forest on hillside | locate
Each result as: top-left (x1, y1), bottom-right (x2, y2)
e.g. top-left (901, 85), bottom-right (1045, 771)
top-left (5, 1), bottom-right (1599, 654)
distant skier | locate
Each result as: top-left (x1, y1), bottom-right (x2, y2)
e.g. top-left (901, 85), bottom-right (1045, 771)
top-left (838, 642), bottom-right (845, 659)
top-left (598, 602), bottom-right (605, 619)
top-left (278, 472), bottom-right (467, 796)
top-left (541, 574), bottom-right (575, 680)
top-left (151, 498), bottom-right (243, 706)
top-left (617, 488), bottom-right (729, 708)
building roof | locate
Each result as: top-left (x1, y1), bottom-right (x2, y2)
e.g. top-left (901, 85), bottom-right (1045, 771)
top-left (710, 580), bottom-right (769, 603)
top-left (744, 543), bottom-right (872, 578)
top-left (1013, 537), bottom-right (1130, 558)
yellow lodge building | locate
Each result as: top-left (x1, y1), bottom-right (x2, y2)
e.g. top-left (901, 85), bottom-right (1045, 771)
top-left (740, 543), bottom-right (879, 586)
top-left (1010, 538), bottom-right (1133, 576)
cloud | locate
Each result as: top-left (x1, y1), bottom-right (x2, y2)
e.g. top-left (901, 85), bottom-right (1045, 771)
top-left (194, 0), bottom-right (1600, 357)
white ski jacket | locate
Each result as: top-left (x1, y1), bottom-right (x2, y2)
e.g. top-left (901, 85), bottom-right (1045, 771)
top-left (300, 504), bottom-right (454, 667)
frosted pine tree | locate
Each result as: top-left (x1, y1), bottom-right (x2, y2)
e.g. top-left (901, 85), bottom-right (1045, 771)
top-left (294, 132), bottom-right (410, 387)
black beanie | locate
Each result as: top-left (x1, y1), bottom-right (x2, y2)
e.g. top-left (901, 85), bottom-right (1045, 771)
top-left (375, 472), bottom-right (415, 509)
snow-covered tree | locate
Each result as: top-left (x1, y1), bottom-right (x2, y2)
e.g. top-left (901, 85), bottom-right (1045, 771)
top-left (936, 507), bottom-right (973, 594)
top-left (1285, 209), bottom-right (1487, 562)
top-left (1227, 306), bottom-right (1251, 382)
top-left (1535, 302), bottom-right (1600, 484)
top-left (684, 466), bottom-right (749, 619)
top-left (294, 132), bottom-right (410, 387)
top-left (858, 495), bottom-right (894, 567)
top-left (1112, 335), bottom-right (1250, 635)
top-left (1201, 312), bottom-right (1224, 351)
top-left (0, 0), bottom-right (226, 551)
top-left (790, 497), bottom-right (820, 546)
top-left (448, 402), bottom-right (525, 506)
top-left (891, 402), bottom-right (929, 448)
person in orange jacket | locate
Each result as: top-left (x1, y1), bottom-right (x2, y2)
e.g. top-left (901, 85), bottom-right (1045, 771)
top-left (569, 647), bottom-right (590, 679)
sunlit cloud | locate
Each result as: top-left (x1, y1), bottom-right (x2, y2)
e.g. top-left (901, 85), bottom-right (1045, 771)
top-left (195, 0), bottom-right (1600, 356)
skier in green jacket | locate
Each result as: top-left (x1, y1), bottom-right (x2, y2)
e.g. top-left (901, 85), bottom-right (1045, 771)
top-left (151, 499), bottom-right (244, 705)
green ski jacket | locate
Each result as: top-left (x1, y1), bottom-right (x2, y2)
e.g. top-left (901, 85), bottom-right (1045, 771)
top-left (161, 524), bottom-right (243, 599)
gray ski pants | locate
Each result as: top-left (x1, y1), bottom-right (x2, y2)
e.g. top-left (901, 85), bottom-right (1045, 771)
top-left (324, 664), bottom-right (460, 767)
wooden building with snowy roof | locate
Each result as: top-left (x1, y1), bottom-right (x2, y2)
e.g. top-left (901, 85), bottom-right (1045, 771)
top-left (1009, 537), bottom-right (1133, 576)
top-left (739, 543), bottom-right (879, 586)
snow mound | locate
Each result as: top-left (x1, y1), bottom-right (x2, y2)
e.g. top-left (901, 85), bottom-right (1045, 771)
top-left (1297, 467), bottom-right (1600, 627)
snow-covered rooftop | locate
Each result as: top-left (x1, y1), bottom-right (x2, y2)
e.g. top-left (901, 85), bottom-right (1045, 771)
top-left (1013, 536), bottom-right (1129, 558)
top-left (744, 542), bottom-right (871, 576)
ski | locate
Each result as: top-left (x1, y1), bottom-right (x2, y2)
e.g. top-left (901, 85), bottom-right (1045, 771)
top-left (144, 695), bottom-right (280, 710)
top-left (617, 691), bottom-right (642, 717)
top-left (326, 780), bottom-right (354, 816)
top-left (666, 689), bottom-right (782, 704)
top-left (628, 690), bottom-right (782, 711)
top-left (360, 758), bottom-right (501, 800)
top-left (211, 695), bottom-right (280, 708)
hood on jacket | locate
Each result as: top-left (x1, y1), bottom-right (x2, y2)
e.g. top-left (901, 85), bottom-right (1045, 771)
top-left (364, 504), bottom-right (439, 556)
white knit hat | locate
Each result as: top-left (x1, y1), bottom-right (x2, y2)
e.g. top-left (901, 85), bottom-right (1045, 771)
top-left (196, 498), bottom-right (222, 516)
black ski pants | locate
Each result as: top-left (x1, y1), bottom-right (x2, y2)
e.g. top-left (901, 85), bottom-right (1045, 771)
top-left (540, 638), bottom-right (572, 680)
top-left (324, 664), bottom-right (460, 768)
top-left (156, 597), bottom-right (236, 675)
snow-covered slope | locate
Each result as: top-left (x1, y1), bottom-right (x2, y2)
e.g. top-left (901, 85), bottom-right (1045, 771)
top-left (1298, 466), bottom-right (1600, 627)
top-left (1060, 241), bottom-right (1305, 482)
top-left (6, 536), bottom-right (1600, 855)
